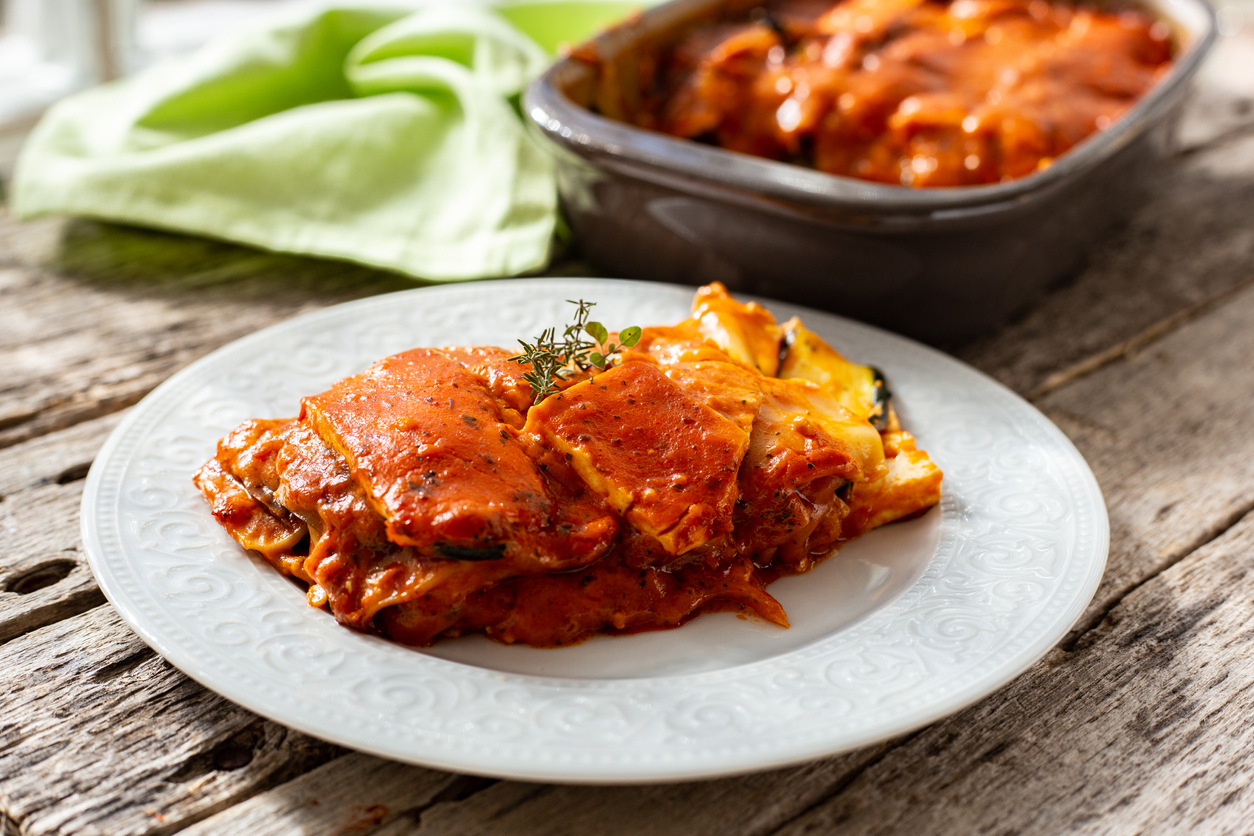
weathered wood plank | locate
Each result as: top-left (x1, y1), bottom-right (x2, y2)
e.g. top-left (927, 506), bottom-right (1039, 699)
top-left (0, 26), bottom-right (1250, 836)
top-left (1178, 27), bottom-right (1254, 152)
top-left (0, 549), bottom-right (102, 645)
top-left (383, 750), bottom-right (907, 836)
top-left (179, 754), bottom-right (475, 836)
top-left (179, 220), bottom-right (1254, 836)
top-left (0, 415), bottom-right (121, 643)
top-left (174, 743), bottom-right (906, 836)
top-left (0, 606), bottom-right (342, 836)
top-left (959, 129), bottom-right (1254, 396)
top-left (0, 412), bottom-right (120, 498)
top-left (281, 507), bottom-right (1254, 836)
top-left (1039, 281), bottom-right (1254, 633)
top-left (0, 216), bottom-right (415, 449)
top-left (0, 478), bottom-right (101, 643)
top-left (1, 478), bottom-right (83, 560)
top-left (766, 508), bottom-right (1254, 836)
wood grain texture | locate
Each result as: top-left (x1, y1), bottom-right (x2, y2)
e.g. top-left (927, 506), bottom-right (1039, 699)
top-left (959, 131), bottom-right (1254, 397)
top-left (0, 606), bottom-right (342, 836)
top-left (0, 216), bottom-right (414, 449)
top-left (1040, 282), bottom-right (1254, 635)
top-left (0, 415), bottom-right (121, 643)
top-left (257, 283), bottom-right (1254, 836)
top-left (0, 25), bottom-right (1253, 836)
top-left (1177, 29), bottom-right (1254, 153)
top-left (376, 748), bottom-right (906, 836)
top-left (0, 549), bottom-right (102, 644)
top-left (0, 413), bottom-right (121, 498)
top-left (180, 754), bottom-right (478, 836)
top-left (767, 508), bottom-right (1254, 836)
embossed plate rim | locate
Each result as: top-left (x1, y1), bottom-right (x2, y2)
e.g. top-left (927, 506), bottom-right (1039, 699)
top-left (81, 278), bottom-right (1109, 783)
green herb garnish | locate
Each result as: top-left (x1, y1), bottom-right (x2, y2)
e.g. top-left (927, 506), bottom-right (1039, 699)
top-left (509, 300), bottom-right (642, 404)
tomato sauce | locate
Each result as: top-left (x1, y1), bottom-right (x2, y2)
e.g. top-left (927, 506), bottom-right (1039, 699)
top-left (640, 0), bottom-right (1173, 185)
top-left (194, 285), bottom-right (943, 648)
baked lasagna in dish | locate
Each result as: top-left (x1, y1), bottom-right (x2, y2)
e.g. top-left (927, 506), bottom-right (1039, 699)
top-left (194, 284), bottom-right (942, 647)
top-left (623, 0), bottom-right (1174, 186)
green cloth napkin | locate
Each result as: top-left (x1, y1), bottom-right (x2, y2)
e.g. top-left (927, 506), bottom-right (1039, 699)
top-left (10, 1), bottom-right (639, 281)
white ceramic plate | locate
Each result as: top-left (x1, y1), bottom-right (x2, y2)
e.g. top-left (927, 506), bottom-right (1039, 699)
top-left (81, 279), bottom-right (1107, 783)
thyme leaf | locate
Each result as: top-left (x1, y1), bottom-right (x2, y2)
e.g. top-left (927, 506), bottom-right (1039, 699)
top-left (509, 300), bottom-right (642, 404)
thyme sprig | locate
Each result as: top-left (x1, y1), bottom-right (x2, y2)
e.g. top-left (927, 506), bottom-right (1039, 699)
top-left (509, 300), bottom-right (642, 404)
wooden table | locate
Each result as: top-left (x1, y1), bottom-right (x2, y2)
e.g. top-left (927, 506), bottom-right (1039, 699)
top-left (3, 25), bottom-right (1254, 836)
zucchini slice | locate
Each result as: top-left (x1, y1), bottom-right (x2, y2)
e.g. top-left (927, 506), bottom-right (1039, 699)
top-left (434, 543), bottom-right (506, 561)
top-left (777, 318), bottom-right (892, 430)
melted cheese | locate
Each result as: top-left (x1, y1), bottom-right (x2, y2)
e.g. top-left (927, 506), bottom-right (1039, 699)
top-left (523, 362), bottom-right (749, 556)
top-left (195, 283), bottom-right (942, 648)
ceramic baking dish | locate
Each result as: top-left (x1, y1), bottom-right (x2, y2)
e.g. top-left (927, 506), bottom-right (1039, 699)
top-left (524, 0), bottom-right (1217, 342)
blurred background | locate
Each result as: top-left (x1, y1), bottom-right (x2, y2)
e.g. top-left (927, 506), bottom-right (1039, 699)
top-left (0, 0), bottom-right (1250, 178)
top-left (2, 0), bottom-right (1246, 119)
top-left (0, 0), bottom-right (421, 133)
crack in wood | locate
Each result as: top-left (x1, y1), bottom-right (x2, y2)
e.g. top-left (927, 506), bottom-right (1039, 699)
top-left (0, 549), bottom-right (107, 647)
top-left (2, 559), bottom-right (78, 595)
top-left (0, 388), bottom-right (149, 451)
top-left (52, 461), bottom-right (93, 486)
top-left (92, 645), bottom-right (158, 684)
top-left (1060, 500), bottom-right (1254, 651)
top-left (760, 735), bottom-right (923, 836)
top-left (0, 406), bottom-right (39, 432)
top-left (404, 775), bottom-right (499, 830)
top-left (166, 720), bottom-right (267, 784)
top-left (747, 502), bottom-right (1254, 828)
top-left (0, 590), bottom-right (109, 647)
top-left (1177, 111), bottom-right (1254, 160)
top-left (482, 785), bottom-right (552, 824)
top-left (0, 807), bottom-right (22, 836)
top-left (1030, 275), bottom-right (1254, 400)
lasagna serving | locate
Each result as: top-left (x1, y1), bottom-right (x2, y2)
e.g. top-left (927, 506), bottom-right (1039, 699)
top-left (194, 285), bottom-right (941, 647)
top-left (629, 0), bottom-right (1173, 186)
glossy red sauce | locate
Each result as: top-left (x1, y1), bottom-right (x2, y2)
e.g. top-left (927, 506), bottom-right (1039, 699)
top-left (640, 0), bottom-right (1173, 185)
top-left (194, 285), bottom-right (942, 648)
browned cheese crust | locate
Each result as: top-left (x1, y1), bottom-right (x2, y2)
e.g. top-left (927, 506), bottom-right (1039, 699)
top-left (194, 284), bottom-right (942, 647)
